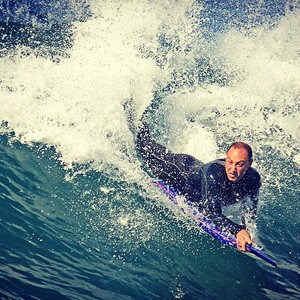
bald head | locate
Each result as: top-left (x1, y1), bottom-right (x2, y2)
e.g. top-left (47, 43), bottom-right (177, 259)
top-left (225, 142), bottom-right (253, 182)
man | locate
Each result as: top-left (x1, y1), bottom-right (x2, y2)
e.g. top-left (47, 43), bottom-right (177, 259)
top-left (136, 121), bottom-right (261, 251)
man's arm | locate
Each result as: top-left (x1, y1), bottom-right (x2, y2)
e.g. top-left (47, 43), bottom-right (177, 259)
top-left (184, 167), bottom-right (246, 237)
top-left (192, 170), bottom-right (252, 251)
top-left (184, 168), bottom-right (253, 251)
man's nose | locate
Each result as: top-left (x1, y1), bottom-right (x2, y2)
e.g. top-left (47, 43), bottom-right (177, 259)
top-left (230, 164), bottom-right (237, 172)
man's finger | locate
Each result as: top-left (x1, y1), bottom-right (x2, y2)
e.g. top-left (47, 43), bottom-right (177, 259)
top-left (241, 240), bottom-right (246, 251)
top-left (245, 236), bottom-right (252, 244)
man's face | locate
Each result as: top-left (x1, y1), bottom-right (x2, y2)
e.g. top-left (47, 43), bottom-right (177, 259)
top-left (225, 147), bottom-right (252, 182)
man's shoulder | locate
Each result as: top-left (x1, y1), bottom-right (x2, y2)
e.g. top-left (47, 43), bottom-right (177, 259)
top-left (202, 159), bottom-right (226, 178)
top-left (204, 159), bottom-right (225, 171)
top-left (247, 166), bottom-right (261, 180)
top-left (187, 159), bottom-right (224, 180)
top-left (244, 167), bottom-right (261, 189)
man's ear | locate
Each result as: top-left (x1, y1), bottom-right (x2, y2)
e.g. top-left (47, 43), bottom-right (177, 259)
top-left (248, 158), bottom-right (253, 167)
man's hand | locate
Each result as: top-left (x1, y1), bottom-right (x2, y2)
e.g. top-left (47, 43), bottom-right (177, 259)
top-left (236, 229), bottom-right (252, 251)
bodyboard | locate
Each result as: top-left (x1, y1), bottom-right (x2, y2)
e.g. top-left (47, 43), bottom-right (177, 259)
top-left (155, 180), bottom-right (277, 268)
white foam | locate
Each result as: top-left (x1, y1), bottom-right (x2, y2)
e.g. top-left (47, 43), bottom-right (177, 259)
top-left (0, 2), bottom-right (299, 182)
top-left (0, 0), bottom-right (196, 160)
top-left (294, 153), bottom-right (300, 167)
top-left (161, 11), bottom-right (300, 161)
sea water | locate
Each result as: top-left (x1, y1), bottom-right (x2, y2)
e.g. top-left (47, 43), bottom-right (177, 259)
top-left (0, 0), bottom-right (299, 299)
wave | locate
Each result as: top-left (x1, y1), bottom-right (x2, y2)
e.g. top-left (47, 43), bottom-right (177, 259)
top-left (0, 1), bottom-right (300, 298)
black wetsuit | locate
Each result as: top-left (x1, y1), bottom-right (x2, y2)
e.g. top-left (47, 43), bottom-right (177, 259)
top-left (136, 123), bottom-right (261, 236)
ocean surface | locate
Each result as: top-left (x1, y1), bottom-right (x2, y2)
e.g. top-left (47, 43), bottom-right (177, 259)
top-left (0, 0), bottom-right (299, 299)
